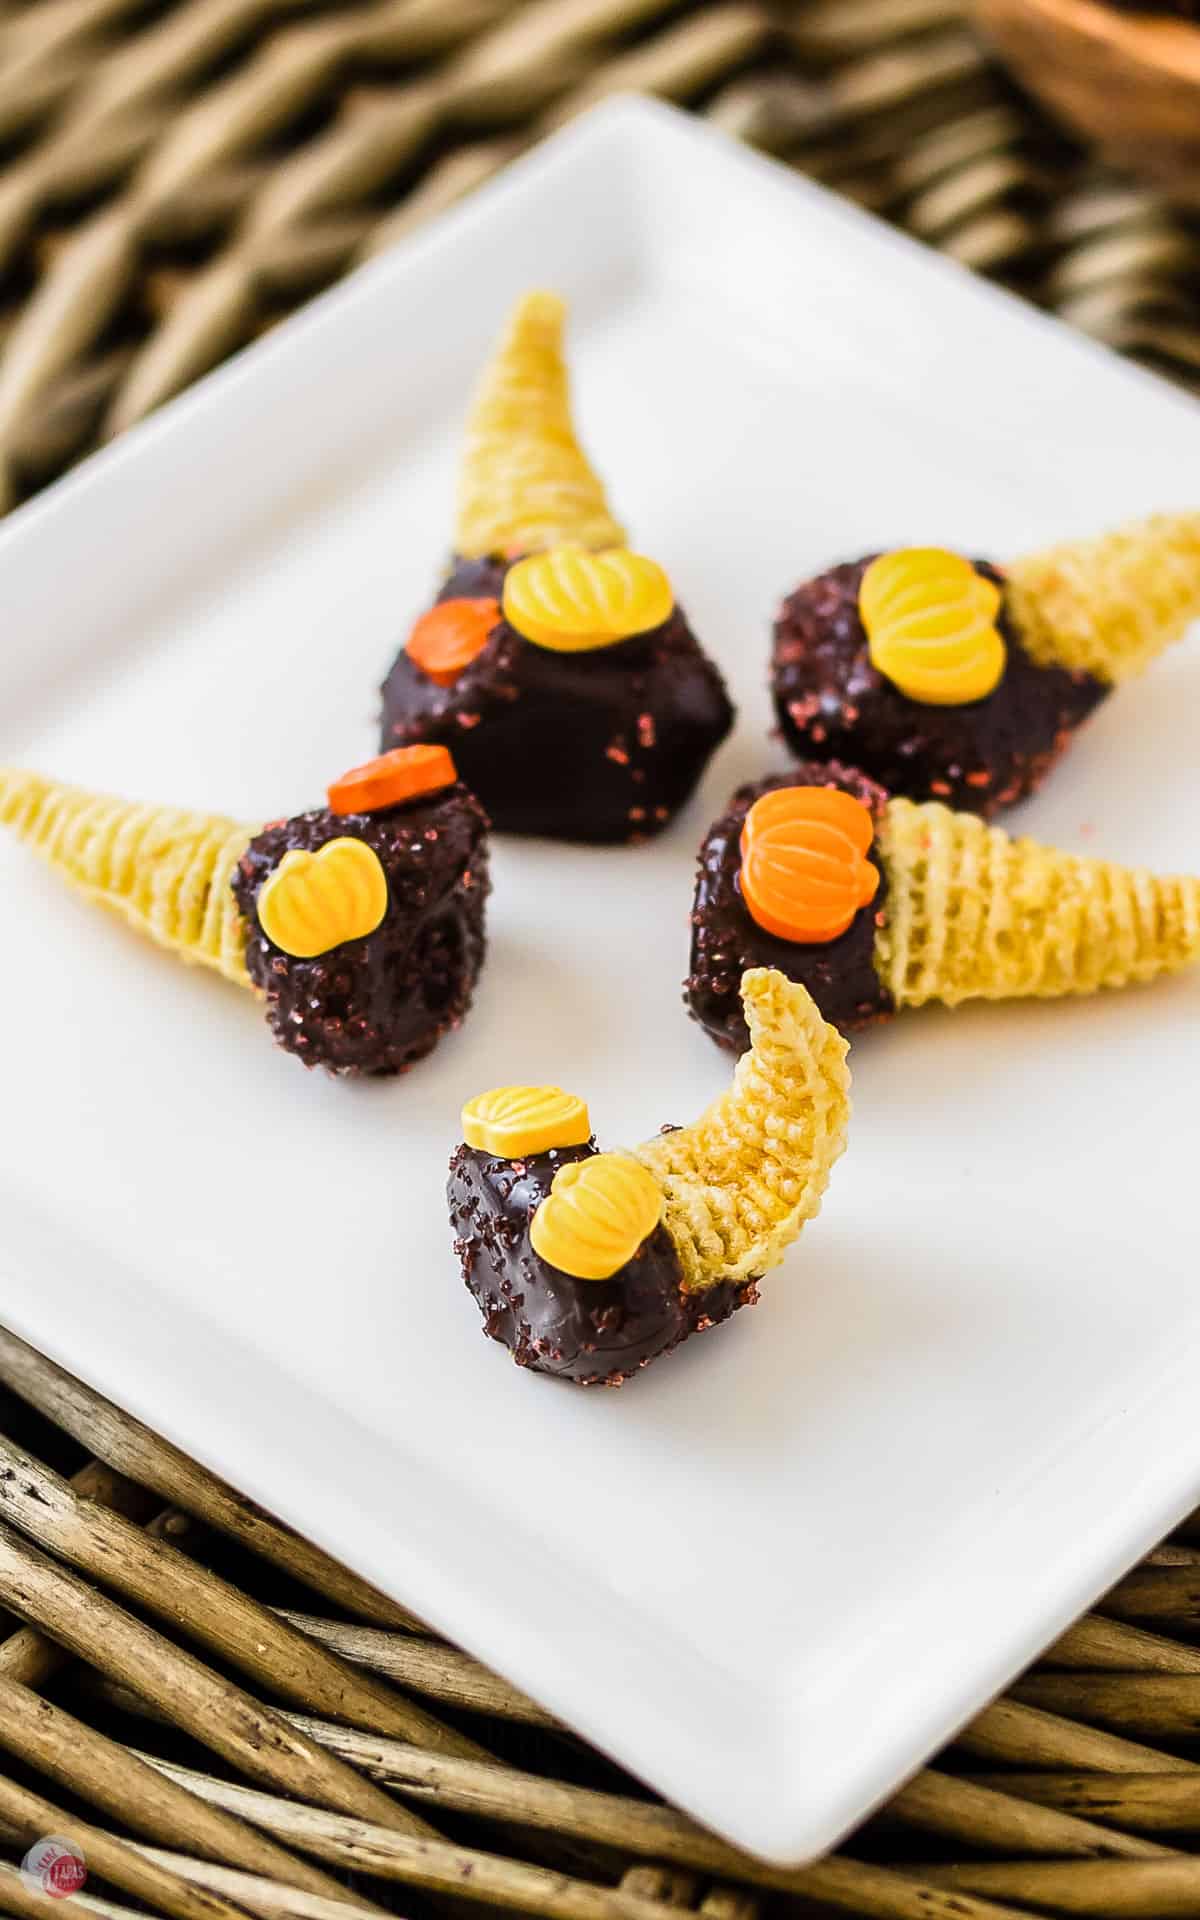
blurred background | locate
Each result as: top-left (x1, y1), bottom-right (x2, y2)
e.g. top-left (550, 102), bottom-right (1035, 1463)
top-left (0, 0), bottom-right (1198, 520)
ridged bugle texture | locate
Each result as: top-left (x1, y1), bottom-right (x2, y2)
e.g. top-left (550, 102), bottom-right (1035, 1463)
top-left (875, 797), bottom-right (1200, 1008)
top-left (636, 968), bottom-right (850, 1290)
top-left (1006, 512), bottom-right (1200, 683)
top-left (454, 290), bottom-right (626, 561)
top-left (0, 770), bottom-right (255, 987)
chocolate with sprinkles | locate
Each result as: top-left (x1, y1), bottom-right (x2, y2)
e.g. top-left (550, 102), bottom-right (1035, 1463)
top-left (771, 556), bottom-right (1106, 817)
top-left (448, 1137), bottom-right (753, 1385)
top-left (233, 782), bottom-right (489, 1076)
top-left (381, 557), bottom-right (734, 843)
top-left (685, 764), bottom-right (894, 1050)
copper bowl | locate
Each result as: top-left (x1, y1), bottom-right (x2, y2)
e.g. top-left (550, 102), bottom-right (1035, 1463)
top-left (973, 0), bottom-right (1200, 203)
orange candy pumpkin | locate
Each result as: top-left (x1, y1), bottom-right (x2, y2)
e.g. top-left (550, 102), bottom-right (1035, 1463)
top-left (739, 786), bottom-right (880, 945)
top-left (406, 598), bottom-right (499, 686)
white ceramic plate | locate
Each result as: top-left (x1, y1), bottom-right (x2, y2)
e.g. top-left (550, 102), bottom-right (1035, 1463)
top-left (1, 97), bottom-right (1198, 1865)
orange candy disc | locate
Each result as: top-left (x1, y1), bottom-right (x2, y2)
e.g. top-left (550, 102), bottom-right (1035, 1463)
top-left (406, 598), bottom-right (499, 686)
top-left (328, 744), bottom-right (457, 817)
top-left (739, 786), bottom-right (880, 945)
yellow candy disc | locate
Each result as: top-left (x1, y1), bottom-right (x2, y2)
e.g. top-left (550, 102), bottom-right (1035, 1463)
top-left (462, 1085), bottom-right (591, 1158)
top-left (860, 548), bottom-right (1007, 705)
top-left (502, 547), bottom-right (674, 653)
top-left (256, 838), bottom-right (388, 960)
top-left (530, 1153), bottom-right (665, 1281)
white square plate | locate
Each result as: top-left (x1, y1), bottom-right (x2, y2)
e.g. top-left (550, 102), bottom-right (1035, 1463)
top-left (1, 97), bottom-right (1198, 1866)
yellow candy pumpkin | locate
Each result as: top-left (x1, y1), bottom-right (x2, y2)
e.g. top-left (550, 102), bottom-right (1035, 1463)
top-left (859, 548), bottom-right (1006, 706)
top-left (502, 547), bottom-right (674, 653)
top-left (462, 1085), bottom-right (591, 1158)
top-left (256, 838), bottom-right (388, 960)
top-left (530, 1153), bottom-right (665, 1280)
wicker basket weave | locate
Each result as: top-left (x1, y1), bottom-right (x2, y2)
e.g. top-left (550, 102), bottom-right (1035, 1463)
top-left (2, 3), bottom-right (1200, 1915)
top-left (3, 1328), bottom-right (1200, 1920)
top-left (0, 0), bottom-right (1196, 518)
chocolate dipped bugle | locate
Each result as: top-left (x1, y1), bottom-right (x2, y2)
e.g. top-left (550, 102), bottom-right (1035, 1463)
top-left (687, 766), bottom-right (1200, 1048)
top-left (449, 970), bottom-right (850, 1385)
top-left (380, 290), bottom-right (733, 842)
top-left (771, 513), bottom-right (1200, 817)
top-left (1, 747), bottom-right (490, 1078)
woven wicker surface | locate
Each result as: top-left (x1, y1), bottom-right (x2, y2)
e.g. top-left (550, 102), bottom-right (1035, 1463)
top-left (0, 0), bottom-right (1197, 516)
top-left (3, 1326), bottom-right (1200, 1920)
top-left (3, 2), bottom-right (1200, 1914)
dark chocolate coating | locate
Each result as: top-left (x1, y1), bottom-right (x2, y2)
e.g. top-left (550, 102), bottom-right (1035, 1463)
top-left (232, 784), bottom-right (489, 1076)
top-left (686, 763), bottom-right (893, 1051)
top-left (382, 557), bottom-right (735, 842)
top-left (436, 554), bottom-right (509, 603)
top-left (448, 1139), bottom-right (754, 1384)
top-left (771, 557), bottom-right (1107, 817)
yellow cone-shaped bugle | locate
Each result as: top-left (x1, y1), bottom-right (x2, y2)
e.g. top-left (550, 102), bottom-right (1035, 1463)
top-left (874, 797), bottom-right (1200, 1007)
top-left (0, 770), bottom-right (256, 987)
top-left (455, 290), bottom-right (626, 561)
top-left (1007, 511), bottom-right (1200, 684)
top-left (636, 968), bottom-right (851, 1289)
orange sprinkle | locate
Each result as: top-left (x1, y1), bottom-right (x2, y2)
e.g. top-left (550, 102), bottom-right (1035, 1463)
top-left (739, 786), bottom-right (880, 945)
top-left (406, 598), bottom-right (499, 687)
top-left (328, 744), bottom-right (457, 817)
